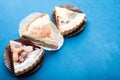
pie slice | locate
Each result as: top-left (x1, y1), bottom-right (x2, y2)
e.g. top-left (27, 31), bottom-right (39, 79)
top-left (52, 5), bottom-right (86, 36)
top-left (19, 13), bottom-right (64, 50)
top-left (4, 38), bottom-right (44, 76)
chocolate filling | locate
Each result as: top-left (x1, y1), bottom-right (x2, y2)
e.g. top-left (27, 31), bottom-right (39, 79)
top-left (52, 4), bottom-right (86, 37)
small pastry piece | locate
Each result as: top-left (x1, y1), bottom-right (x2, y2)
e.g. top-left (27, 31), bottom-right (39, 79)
top-left (52, 5), bottom-right (86, 37)
top-left (19, 12), bottom-right (64, 50)
top-left (4, 37), bottom-right (44, 76)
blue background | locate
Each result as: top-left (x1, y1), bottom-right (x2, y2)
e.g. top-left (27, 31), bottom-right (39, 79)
top-left (0, 0), bottom-right (120, 80)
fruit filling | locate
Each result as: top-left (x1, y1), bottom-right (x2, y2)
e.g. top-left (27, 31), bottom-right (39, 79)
top-left (10, 41), bottom-right (36, 63)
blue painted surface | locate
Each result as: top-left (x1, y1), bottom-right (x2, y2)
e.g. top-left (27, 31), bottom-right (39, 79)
top-left (0, 0), bottom-right (120, 80)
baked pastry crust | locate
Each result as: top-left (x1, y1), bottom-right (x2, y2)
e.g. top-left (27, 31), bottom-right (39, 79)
top-left (52, 4), bottom-right (86, 37)
top-left (4, 37), bottom-right (44, 76)
top-left (19, 13), bottom-right (64, 50)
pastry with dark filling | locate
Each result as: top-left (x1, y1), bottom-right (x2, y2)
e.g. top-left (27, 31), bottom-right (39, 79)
top-left (4, 37), bottom-right (44, 76)
top-left (52, 5), bottom-right (86, 37)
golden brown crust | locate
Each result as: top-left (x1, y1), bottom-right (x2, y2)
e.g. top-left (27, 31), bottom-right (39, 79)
top-left (22, 14), bottom-right (56, 41)
top-left (23, 14), bottom-right (46, 33)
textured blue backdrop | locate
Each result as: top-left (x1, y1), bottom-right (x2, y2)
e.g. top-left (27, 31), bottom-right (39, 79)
top-left (0, 0), bottom-right (120, 80)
